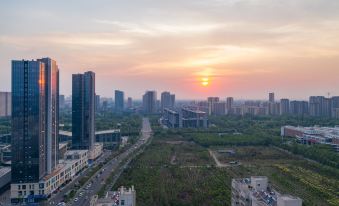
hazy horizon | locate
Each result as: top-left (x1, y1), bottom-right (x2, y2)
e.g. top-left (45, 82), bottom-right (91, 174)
top-left (1, 0), bottom-right (339, 100)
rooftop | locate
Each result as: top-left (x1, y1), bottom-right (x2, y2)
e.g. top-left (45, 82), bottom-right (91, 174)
top-left (0, 167), bottom-right (11, 177)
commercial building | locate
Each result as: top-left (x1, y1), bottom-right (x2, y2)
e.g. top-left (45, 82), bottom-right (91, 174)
top-left (59, 129), bottom-right (121, 149)
top-left (88, 143), bottom-right (104, 161)
top-left (115, 90), bottom-right (124, 112)
top-left (232, 176), bottom-right (302, 206)
top-left (162, 109), bottom-right (180, 128)
top-left (281, 125), bottom-right (339, 151)
top-left (269, 92), bottom-right (275, 103)
top-left (93, 186), bottom-right (136, 206)
top-left (11, 58), bottom-right (60, 203)
top-left (161, 107), bottom-right (208, 128)
top-left (0, 92), bottom-right (11, 117)
top-left (142, 91), bottom-right (157, 114)
top-left (11, 150), bottom-right (88, 203)
top-left (95, 129), bottom-right (121, 149)
top-left (72, 71), bottom-right (95, 150)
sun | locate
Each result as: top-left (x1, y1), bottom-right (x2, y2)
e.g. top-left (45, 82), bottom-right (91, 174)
top-left (201, 77), bottom-right (209, 86)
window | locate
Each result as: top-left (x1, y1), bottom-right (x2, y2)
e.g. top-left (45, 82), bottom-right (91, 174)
top-left (121, 200), bottom-right (125, 205)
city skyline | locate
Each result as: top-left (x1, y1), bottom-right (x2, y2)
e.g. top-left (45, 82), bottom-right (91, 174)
top-left (1, 0), bottom-right (339, 99)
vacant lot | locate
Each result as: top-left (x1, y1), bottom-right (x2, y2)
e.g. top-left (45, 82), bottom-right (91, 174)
top-left (114, 132), bottom-right (339, 206)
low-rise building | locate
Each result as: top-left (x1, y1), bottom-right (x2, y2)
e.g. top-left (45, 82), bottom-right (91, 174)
top-left (95, 129), bottom-right (121, 149)
top-left (95, 186), bottom-right (136, 206)
top-left (11, 150), bottom-right (88, 203)
top-left (232, 176), bottom-right (302, 206)
top-left (60, 129), bottom-right (121, 149)
top-left (161, 107), bottom-right (208, 128)
top-left (281, 125), bottom-right (339, 151)
top-left (89, 143), bottom-right (104, 162)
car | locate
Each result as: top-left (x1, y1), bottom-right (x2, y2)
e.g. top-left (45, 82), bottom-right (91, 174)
top-left (79, 192), bottom-right (84, 197)
top-left (74, 198), bottom-right (78, 202)
top-left (57, 203), bottom-right (66, 206)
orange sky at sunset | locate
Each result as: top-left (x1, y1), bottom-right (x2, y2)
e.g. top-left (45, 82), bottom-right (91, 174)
top-left (1, 0), bottom-right (339, 100)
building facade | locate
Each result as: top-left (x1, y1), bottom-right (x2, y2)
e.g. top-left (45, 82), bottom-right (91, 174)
top-left (142, 91), bottom-right (157, 114)
top-left (161, 91), bottom-right (175, 112)
top-left (115, 90), bottom-right (124, 112)
top-left (0, 92), bottom-right (11, 117)
top-left (280, 99), bottom-right (290, 115)
top-left (72, 71), bottom-right (95, 150)
top-left (11, 58), bottom-right (59, 203)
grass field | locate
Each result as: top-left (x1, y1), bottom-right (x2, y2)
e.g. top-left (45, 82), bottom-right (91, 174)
top-left (113, 132), bottom-right (339, 206)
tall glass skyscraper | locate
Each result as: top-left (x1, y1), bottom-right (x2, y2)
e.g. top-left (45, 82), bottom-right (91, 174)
top-left (11, 58), bottom-right (59, 184)
top-left (72, 71), bottom-right (95, 150)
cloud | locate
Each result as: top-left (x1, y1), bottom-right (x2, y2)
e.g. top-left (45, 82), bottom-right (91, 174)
top-left (93, 19), bottom-right (224, 36)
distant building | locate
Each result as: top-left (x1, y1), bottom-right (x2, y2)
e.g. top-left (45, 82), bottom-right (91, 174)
top-left (94, 186), bottom-right (136, 206)
top-left (232, 176), bottom-right (302, 206)
top-left (72, 71), bottom-right (95, 150)
top-left (207, 97), bottom-right (220, 115)
top-left (162, 107), bottom-right (208, 128)
top-left (0, 92), bottom-right (11, 117)
top-left (170, 94), bottom-right (175, 108)
top-left (142, 91), bottom-right (157, 114)
top-left (269, 92), bottom-right (275, 103)
top-left (115, 90), bottom-right (124, 112)
top-left (95, 94), bottom-right (100, 112)
top-left (161, 91), bottom-right (175, 112)
top-left (213, 102), bottom-right (226, 115)
top-left (309, 96), bottom-right (332, 117)
top-left (127, 97), bottom-right (133, 108)
top-left (226, 97), bottom-right (234, 115)
top-left (290, 101), bottom-right (308, 116)
top-left (281, 125), bottom-right (339, 151)
top-left (280, 99), bottom-right (290, 115)
top-left (59, 94), bottom-right (65, 109)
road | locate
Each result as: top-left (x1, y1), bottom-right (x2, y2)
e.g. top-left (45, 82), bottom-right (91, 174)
top-left (67, 117), bottom-right (152, 206)
top-left (45, 149), bottom-right (113, 205)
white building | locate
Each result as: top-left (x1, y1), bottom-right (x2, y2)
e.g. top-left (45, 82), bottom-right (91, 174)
top-left (232, 176), bottom-right (302, 206)
top-left (95, 186), bottom-right (136, 206)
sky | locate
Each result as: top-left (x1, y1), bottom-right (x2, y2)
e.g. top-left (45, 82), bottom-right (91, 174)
top-left (1, 0), bottom-right (339, 100)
